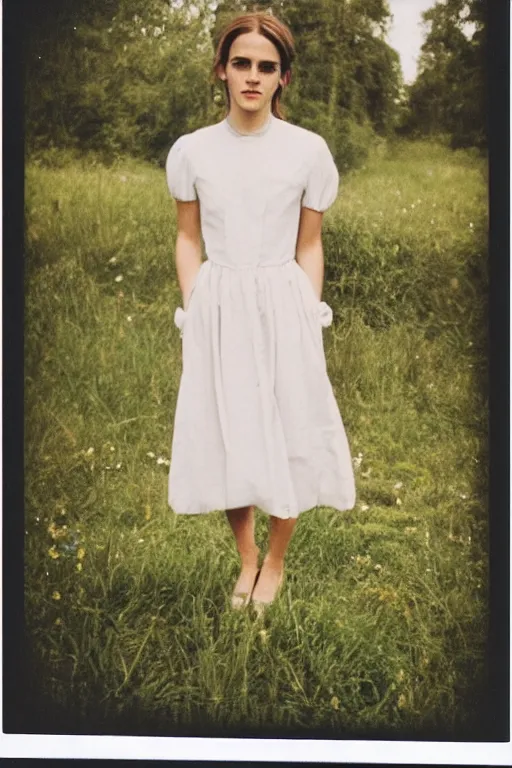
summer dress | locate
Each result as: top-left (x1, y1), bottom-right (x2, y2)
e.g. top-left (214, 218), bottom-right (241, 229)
top-left (165, 112), bottom-right (356, 519)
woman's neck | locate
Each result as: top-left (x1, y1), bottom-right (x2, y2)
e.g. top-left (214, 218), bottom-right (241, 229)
top-left (226, 106), bottom-right (273, 136)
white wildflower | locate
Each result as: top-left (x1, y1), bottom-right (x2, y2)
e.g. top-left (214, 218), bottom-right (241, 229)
top-left (360, 503), bottom-right (369, 512)
top-left (108, 256), bottom-right (117, 264)
top-left (394, 481), bottom-right (403, 490)
top-left (86, 447), bottom-right (94, 456)
top-left (127, 315), bottom-right (133, 322)
top-left (352, 452), bottom-right (363, 469)
top-left (396, 498), bottom-right (402, 506)
top-left (114, 275), bottom-right (123, 283)
top-left (147, 451), bottom-right (155, 458)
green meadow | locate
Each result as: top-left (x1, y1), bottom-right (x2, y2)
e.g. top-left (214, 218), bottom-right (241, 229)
top-left (24, 139), bottom-right (488, 737)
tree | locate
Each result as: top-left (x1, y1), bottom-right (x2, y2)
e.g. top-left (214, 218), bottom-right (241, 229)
top-left (405, 0), bottom-right (486, 148)
top-left (24, 0), bottom-right (215, 160)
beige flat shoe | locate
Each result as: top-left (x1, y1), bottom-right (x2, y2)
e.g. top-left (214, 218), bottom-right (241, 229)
top-left (231, 568), bottom-right (260, 611)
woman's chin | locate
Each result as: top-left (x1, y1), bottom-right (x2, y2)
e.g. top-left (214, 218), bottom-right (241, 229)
top-left (234, 98), bottom-right (267, 114)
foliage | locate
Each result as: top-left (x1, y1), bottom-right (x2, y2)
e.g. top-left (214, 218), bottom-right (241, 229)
top-left (402, 0), bottom-right (486, 149)
top-left (25, 0), bottom-right (404, 169)
top-left (25, 0), bottom-right (215, 162)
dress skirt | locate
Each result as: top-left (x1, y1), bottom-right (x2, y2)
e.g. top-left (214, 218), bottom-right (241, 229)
top-left (168, 257), bottom-right (356, 519)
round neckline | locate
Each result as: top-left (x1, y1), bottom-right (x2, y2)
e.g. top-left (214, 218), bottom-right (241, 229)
top-left (224, 112), bottom-right (274, 138)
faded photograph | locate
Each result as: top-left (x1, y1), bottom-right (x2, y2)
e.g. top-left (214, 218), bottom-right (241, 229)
top-left (24, 0), bottom-right (488, 743)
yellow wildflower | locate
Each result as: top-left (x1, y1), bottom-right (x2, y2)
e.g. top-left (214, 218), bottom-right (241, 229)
top-left (76, 562), bottom-right (83, 572)
top-left (397, 693), bottom-right (407, 709)
top-left (54, 618), bottom-right (62, 626)
top-left (52, 591), bottom-right (61, 601)
top-left (378, 588), bottom-right (397, 603)
top-left (48, 546), bottom-right (60, 560)
top-left (331, 696), bottom-right (340, 711)
top-left (77, 547), bottom-right (86, 560)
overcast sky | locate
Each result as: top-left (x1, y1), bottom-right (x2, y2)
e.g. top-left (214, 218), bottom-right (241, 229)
top-left (386, 0), bottom-right (438, 84)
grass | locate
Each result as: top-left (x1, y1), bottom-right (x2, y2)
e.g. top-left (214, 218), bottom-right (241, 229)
top-left (24, 139), bottom-right (488, 738)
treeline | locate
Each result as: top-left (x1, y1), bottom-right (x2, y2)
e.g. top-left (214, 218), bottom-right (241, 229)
top-left (402, 0), bottom-right (486, 149)
top-left (24, 0), bottom-right (486, 170)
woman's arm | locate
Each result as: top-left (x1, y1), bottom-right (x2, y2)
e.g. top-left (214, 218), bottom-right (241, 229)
top-left (295, 206), bottom-right (325, 300)
top-left (175, 199), bottom-right (203, 310)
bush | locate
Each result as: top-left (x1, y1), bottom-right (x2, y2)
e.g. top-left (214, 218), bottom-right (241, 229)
top-left (289, 101), bottom-right (377, 173)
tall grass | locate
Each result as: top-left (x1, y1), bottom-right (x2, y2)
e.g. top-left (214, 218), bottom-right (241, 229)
top-left (24, 139), bottom-right (488, 738)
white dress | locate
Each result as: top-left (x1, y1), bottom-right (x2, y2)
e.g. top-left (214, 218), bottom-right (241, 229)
top-left (165, 112), bottom-right (356, 519)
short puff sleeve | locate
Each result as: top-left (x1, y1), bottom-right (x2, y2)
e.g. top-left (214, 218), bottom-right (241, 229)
top-left (165, 135), bottom-right (197, 202)
top-left (302, 137), bottom-right (339, 212)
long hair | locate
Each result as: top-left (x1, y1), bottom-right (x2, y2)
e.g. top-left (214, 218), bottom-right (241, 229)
top-left (212, 11), bottom-right (295, 120)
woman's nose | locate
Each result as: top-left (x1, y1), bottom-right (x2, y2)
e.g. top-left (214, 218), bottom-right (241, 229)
top-left (247, 65), bottom-right (260, 82)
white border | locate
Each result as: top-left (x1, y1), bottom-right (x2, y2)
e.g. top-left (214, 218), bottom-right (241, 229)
top-left (0, 735), bottom-right (511, 763)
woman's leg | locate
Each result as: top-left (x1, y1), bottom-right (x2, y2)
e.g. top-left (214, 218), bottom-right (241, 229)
top-left (226, 505), bottom-right (260, 600)
top-left (251, 515), bottom-right (297, 604)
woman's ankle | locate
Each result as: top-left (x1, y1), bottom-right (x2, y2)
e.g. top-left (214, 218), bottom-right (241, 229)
top-left (239, 544), bottom-right (260, 568)
top-left (262, 552), bottom-right (285, 571)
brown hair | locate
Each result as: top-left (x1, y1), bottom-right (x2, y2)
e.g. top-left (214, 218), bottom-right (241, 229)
top-left (212, 11), bottom-right (295, 120)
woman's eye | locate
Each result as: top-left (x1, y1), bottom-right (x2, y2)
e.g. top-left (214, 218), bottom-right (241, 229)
top-left (231, 61), bottom-right (277, 74)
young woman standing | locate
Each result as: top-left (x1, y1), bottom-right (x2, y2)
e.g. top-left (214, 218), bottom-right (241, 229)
top-left (166, 11), bottom-right (355, 615)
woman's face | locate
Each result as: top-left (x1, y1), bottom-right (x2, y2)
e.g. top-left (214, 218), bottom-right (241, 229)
top-left (218, 31), bottom-right (285, 116)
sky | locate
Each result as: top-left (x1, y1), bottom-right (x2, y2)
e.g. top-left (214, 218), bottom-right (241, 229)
top-left (386, 0), bottom-right (438, 85)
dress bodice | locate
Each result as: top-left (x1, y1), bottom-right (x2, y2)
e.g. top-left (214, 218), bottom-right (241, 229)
top-left (166, 114), bottom-right (339, 268)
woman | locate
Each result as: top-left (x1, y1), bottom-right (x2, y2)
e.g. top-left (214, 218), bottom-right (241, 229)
top-left (165, 11), bottom-right (356, 615)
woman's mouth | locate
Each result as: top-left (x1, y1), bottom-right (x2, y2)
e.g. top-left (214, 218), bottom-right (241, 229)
top-left (242, 91), bottom-right (261, 99)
